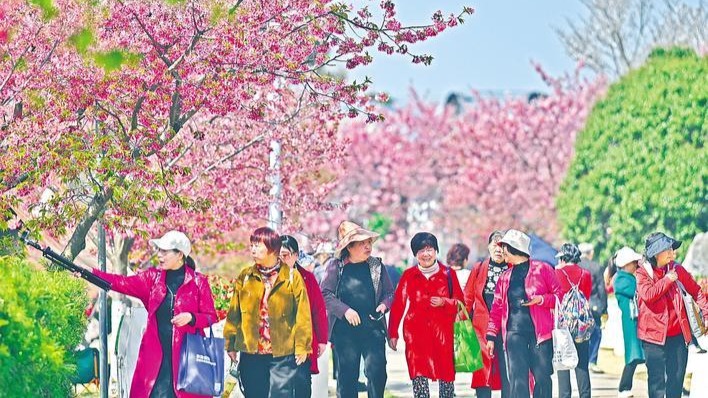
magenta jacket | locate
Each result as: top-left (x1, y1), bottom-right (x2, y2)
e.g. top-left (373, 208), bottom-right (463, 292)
top-left (93, 266), bottom-right (217, 398)
top-left (486, 260), bottom-right (561, 346)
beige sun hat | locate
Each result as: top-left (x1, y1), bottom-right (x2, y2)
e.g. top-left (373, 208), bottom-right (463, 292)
top-left (334, 221), bottom-right (379, 256)
top-left (615, 246), bottom-right (642, 268)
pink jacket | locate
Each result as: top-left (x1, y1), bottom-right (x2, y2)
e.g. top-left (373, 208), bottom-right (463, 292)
top-left (486, 260), bottom-right (560, 346)
top-left (93, 266), bottom-right (217, 398)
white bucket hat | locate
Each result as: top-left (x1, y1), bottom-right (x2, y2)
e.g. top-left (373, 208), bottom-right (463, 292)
top-left (498, 229), bottom-right (531, 256)
top-left (615, 246), bottom-right (642, 268)
top-left (150, 230), bottom-right (192, 257)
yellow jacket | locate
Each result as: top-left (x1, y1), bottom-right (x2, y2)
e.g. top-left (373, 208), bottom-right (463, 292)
top-left (223, 264), bottom-right (312, 357)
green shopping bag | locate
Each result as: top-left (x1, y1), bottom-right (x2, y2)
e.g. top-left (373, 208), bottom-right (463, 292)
top-left (453, 302), bottom-right (483, 373)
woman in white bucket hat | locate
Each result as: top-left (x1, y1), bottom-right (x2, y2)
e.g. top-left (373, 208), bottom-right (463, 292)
top-left (612, 246), bottom-right (644, 398)
top-left (91, 230), bottom-right (217, 398)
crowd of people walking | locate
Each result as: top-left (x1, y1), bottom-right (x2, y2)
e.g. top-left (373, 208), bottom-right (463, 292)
top-left (85, 224), bottom-right (708, 398)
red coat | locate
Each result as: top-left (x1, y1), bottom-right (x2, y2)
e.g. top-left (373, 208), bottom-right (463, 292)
top-left (296, 264), bottom-right (328, 374)
top-left (636, 261), bottom-right (708, 345)
top-left (93, 266), bottom-right (217, 398)
top-left (463, 259), bottom-right (502, 389)
top-left (555, 264), bottom-right (592, 300)
top-left (388, 263), bottom-right (464, 382)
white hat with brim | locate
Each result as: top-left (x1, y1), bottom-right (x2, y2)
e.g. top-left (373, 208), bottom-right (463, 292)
top-left (334, 221), bottom-right (379, 257)
top-left (498, 229), bottom-right (531, 256)
top-left (150, 230), bottom-right (192, 257)
top-left (615, 246), bottom-right (642, 268)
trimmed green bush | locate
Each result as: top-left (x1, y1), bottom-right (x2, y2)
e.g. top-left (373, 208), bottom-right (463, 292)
top-left (557, 48), bottom-right (707, 262)
top-left (0, 256), bottom-right (88, 397)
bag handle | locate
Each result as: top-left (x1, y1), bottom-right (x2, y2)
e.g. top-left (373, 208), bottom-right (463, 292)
top-left (456, 301), bottom-right (471, 321)
top-left (554, 296), bottom-right (562, 329)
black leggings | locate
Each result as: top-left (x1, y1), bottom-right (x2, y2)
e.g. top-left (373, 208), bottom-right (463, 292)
top-left (643, 335), bottom-right (688, 398)
top-left (411, 377), bottom-right (454, 398)
top-left (475, 334), bottom-right (510, 398)
top-left (619, 359), bottom-right (644, 393)
top-left (505, 330), bottom-right (553, 398)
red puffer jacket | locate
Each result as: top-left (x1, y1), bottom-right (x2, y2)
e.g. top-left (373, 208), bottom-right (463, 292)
top-left (635, 261), bottom-right (708, 345)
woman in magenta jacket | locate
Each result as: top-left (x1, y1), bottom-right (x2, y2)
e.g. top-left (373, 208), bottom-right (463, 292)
top-left (92, 230), bottom-right (217, 398)
top-left (388, 232), bottom-right (464, 398)
top-left (485, 229), bottom-right (560, 398)
top-left (636, 232), bottom-right (708, 398)
top-left (279, 235), bottom-right (328, 398)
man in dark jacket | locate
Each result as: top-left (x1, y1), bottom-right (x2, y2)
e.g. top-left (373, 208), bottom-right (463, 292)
top-left (579, 243), bottom-right (607, 374)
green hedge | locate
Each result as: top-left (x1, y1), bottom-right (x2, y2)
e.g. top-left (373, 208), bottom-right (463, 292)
top-left (0, 256), bottom-right (88, 397)
top-left (557, 48), bottom-right (707, 262)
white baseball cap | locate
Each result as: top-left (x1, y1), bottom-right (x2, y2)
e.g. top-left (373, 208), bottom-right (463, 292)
top-left (498, 229), bottom-right (531, 256)
top-left (150, 230), bottom-right (192, 257)
top-left (615, 246), bottom-right (642, 268)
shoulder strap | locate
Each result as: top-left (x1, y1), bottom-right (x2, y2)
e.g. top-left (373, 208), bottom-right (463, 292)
top-left (560, 268), bottom-right (580, 289)
top-left (446, 265), bottom-right (453, 299)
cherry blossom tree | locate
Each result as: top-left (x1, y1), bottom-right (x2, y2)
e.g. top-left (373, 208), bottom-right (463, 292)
top-left (309, 67), bottom-right (606, 263)
top-left (0, 0), bottom-right (471, 263)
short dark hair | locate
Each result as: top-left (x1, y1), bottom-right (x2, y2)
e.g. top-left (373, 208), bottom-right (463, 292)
top-left (447, 243), bottom-right (470, 268)
top-left (502, 243), bottom-right (529, 258)
top-left (488, 230), bottom-right (505, 244)
top-left (558, 243), bottom-right (581, 264)
top-left (410, 232), bottom-right (439, 255)
top-left (281, 235), bottom-right (299, 254)
top-left (250, 227), bottom-right (282, 254)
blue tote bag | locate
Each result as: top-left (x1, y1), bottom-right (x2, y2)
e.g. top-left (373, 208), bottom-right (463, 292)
top-left (177, 325), bottom-right (225, 396)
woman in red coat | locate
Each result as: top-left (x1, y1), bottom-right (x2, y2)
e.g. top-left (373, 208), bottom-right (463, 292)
top-left (462, 230), bottom-right (509, 398)
top-left (92, 230), bottom-right (217, 398)
top-left (280, 235), bottom-right (328, 398)
top-left (388, 232), bottom-right (464, 398)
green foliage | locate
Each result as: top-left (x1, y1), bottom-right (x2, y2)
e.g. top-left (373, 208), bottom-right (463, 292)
top-left (557, 48), bottom-right (707, 262)
top-left (29, 0), bottom-right (58, 20)
top-left (69, 28), bottom-right (95, 55)
top-left (367, 213), bottom-right (393, 236)
top-left (0, 256), bottom-right (88, 397)
top-left (93, 50), bottom-right (141, 72)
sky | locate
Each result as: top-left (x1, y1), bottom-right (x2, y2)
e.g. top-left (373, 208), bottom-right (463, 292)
top-left (349, 0), bottom-right (588, 103)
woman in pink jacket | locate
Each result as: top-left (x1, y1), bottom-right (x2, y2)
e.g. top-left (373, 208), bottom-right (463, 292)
top-left (92, 230), bottom-right (217, 398)
top-left (485, 229), bottom-right (560, 398)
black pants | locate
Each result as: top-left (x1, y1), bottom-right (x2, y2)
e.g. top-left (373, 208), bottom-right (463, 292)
top-left (293, 359), bottom-right (312, 398)
top-left (332, 331), bottom-right (387, 398)
top-left (619, 359), bottom-right (643, 392)
top-left (642, 335), bottom-right (688, 398)
top-left (505, 330), bottom-right (553, 398)
top-left (239, 353), bottom-right (297, 398)
top-left (557, 340), bottom-right (591, 398)
top-left (475, 334), bottom-right (510, 398)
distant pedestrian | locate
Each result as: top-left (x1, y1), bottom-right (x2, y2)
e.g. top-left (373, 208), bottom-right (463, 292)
top-left (463, 230), bottom-right (510, 398)
top-left (636, 232), bottom-right (708, 398)
top-left (388, 232), bottom-right (464, 398)
top-left (555, 243), bottom-right (592, 398)
top-left (578, 242), bottom-right (607, 374)
top-left (486, 229), bottom-right (560, 398)
top-left (447, 242), bottom-right (471, 290)
top-left (612, 247), bottom-right (645, 398)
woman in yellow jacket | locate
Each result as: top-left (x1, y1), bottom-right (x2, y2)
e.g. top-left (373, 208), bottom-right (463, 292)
top-left (224, 227), bottom-right (312, 398)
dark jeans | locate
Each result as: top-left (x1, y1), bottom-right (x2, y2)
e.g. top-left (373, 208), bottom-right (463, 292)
top-left (619, 359), bottom-right (644, 392)
top-left (332, 330), bottom-right (387, 398)
top-left (557, 340), bottom-right (591, 398)
top-left (475, 335), bottom-right (510, 398)
top-left (588, 317), bottom-right (602, 365)
top-left (239, 353), bottom-right (297, 398)
top-left (642, 335), bottom-right (688, 398)
top-left (293, 359), bottom-right (312, 398)
top-left (505, 330), bottom-right (553, 398)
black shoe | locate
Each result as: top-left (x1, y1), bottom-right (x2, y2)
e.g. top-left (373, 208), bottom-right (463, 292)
top-left (357, 381), bottom-right (367, 392)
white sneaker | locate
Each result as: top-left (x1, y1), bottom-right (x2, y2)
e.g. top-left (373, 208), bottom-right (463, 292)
top-left (618, 391), bottom-right (633, 398)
